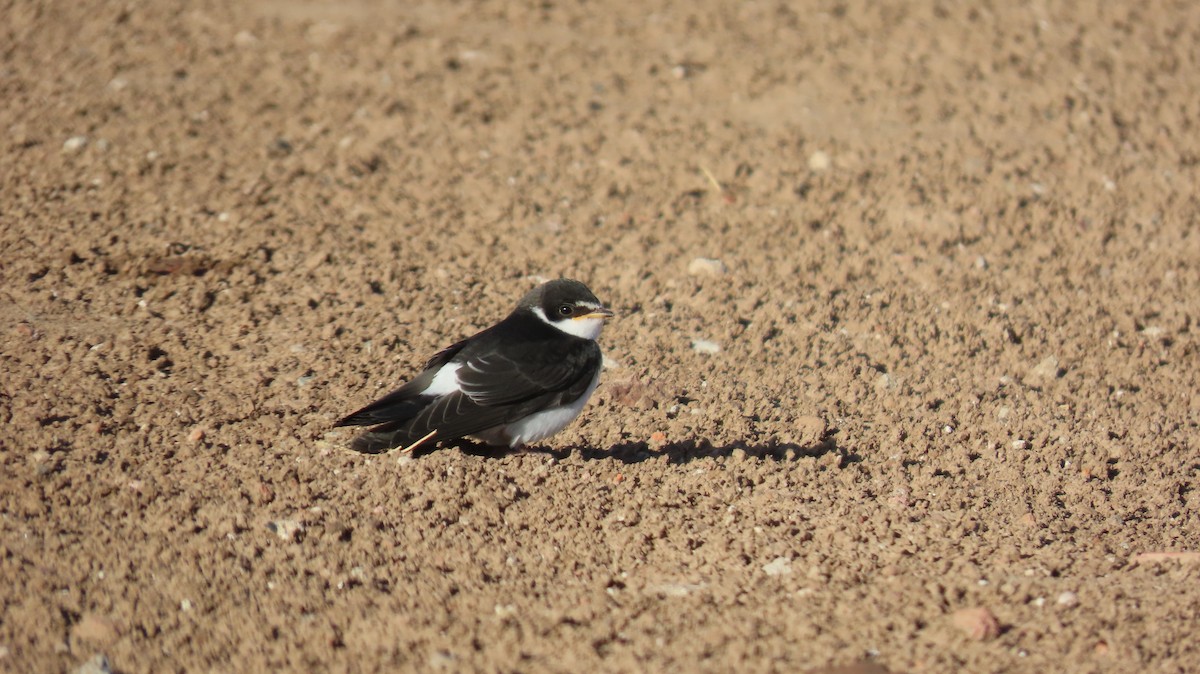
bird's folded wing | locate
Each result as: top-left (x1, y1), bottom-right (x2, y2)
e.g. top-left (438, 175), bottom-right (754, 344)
top-left (456, 341), bottom-right (601, 406)
top-left (403, 389), bottom-right (517, 440)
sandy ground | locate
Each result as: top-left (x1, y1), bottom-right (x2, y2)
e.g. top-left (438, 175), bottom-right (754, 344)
top-left (2, 0), bottom-right (1199, 672)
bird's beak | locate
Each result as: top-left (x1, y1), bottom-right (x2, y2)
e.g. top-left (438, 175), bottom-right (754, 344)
top-left (576, 306), bottom-right (614, 320)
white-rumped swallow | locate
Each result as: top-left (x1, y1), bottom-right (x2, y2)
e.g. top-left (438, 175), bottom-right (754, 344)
top-left (336, 278), bottom-right (613, 454)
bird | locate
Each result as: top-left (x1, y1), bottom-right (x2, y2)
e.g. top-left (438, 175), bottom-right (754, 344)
top-left (335, 278), bottom-right (614, 454)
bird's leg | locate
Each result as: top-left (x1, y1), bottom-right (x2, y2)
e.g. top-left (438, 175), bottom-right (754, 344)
top-left (399, 429), bottom-right (437, 454)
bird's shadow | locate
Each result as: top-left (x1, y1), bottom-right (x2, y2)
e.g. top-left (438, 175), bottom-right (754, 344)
top-left (448, 434), bottom-right (856, 466)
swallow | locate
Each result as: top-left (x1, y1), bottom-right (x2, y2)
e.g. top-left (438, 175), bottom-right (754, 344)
top-left (336, 278), bottom-right (613, 454)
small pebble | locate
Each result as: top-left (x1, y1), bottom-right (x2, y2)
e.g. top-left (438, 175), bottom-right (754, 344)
top-left (1056, 591), bottom-right (1079, 607)
top-left (1027, 356), bottom-right (1061, 382)
top-left (63, 136), bottom-right (88, 153)
top-left (255, 482), bottom-right (275, 505)
top-left (266, 519), bottom-right (304, 541)
top-left (975, 255), bottom-right (988, 269)
top-left (691, 339), bottom-right (721, 355)
top-left (951, 606), bottom-right (1001, 641)
top-left (687, 257), bottom-right (727, 276)
top-left (808, 150), bottom-right (831, 172)
top-left (794, 415), bottom-right (826, 446)
top-left (887, 487), bottom-right (911, 509)
top-left (607, 377), bottom-right (663, 409)
top-left (494, 604), bottom-right (517, 618)
top-left (233, 30), bottom-right (258, 47)
top-left (187, 427), bottom-right (205, 443)
top-left (875, 373), bottom-right (895, 391)
top-left (652, 582), bottom-right (703, 597)
top-left (762, 556), bottom-right (793, 576)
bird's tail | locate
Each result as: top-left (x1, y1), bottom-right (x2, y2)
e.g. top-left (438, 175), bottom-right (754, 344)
top-left (341, 417), bottom-right (435, 453)
top-left (348, 428), bottom-right (406, 454)
top-left (335, 397), bottom-right (430, 453)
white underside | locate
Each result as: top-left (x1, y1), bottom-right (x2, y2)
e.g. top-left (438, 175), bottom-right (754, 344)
top-left (472, 369), bottom-right (601, 447)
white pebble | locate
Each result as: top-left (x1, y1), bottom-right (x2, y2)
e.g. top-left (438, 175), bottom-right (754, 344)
top-left (63, 136), bottom-right (88, 153)
top-left (687, 257), bottom-right (727, 276)
top-left (1057, 591), bottom-right (1079, 607)
top-left (808, 150), bottom-right (831, 172)
top-left (653, 582), bottom-right (703, 597)
top-left (494, 604), bottom-right (517, 618)
top-left (267, 519), bottom-right (304, 541)
top-left (1028, 356), bottom-right (1060, 381)
top-left (691, 339), bottom-right (721, 355)
top-left (875, 373), bottom-right (894, 391)
top-left (762, 557), bottom-right (793, 576)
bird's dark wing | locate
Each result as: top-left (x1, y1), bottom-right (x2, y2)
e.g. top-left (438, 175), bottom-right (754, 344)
top-left (456, 337), bottom-right (602, 407)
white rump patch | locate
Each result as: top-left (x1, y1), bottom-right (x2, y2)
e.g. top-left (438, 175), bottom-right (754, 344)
top-left (421, 362), bottom-right (462, 396)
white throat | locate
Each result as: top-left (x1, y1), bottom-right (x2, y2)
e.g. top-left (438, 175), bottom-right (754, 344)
top-left (532, 306), bottom-right (606, 340)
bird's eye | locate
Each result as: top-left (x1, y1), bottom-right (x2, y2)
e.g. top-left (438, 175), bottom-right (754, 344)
top-left (557, 304), bottom-right (573, 316)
